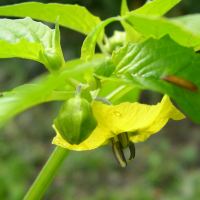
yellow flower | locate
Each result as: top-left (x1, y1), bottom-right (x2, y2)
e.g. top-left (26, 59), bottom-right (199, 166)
top-left (52, 94), bottom-right (185, 151)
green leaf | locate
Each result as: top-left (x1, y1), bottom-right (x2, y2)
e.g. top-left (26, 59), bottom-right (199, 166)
top-left (121, 0), bottom-right (129, 16)
top-left (124, 13), bottom-right (200, 49)
top-left (81, 17), bottom-right (124, 62)
top-left (0, 17), bottom-right (65, 72)
top-left (0, 17), bottom-right (52, 60)
top-left (111, 35), bottom-right (200, 123)
top-left (120, 0), bottom-right (181, 44)
top-left (94, 58), bottom-right (116, 77)
top-left (0, 38), bottom-right (43, 61)
top-left (0, 17), bottom-right (54, 48)
top-left (120, 0), bottom-right (141, 44)
top-left (0, 2), bottom-right (101, 36)
top-left (132, 0), bottom-right (181, 16)
top-left (0, 58), bottom-right (104, 126)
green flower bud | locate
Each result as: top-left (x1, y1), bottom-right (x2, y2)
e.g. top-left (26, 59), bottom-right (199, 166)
top-left (54, 96), bottom-right (98, 145)
top-left (104, 31), bottom-right (126, 53)
top-left (44, 48), bottom-right (62, 71)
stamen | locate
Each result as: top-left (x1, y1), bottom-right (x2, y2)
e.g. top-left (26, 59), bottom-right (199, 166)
top-left (111, 135), bottom-right (136, 167)
top-left (127, 141), bottom-right (136, 162)
top-left (111, 138), bottom-right (127, 167)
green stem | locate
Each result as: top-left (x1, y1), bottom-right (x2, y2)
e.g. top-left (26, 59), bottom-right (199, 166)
top-left (65, 77), bottom-right (81, 89)
top-left (24, 146), bottom-right (70, 200)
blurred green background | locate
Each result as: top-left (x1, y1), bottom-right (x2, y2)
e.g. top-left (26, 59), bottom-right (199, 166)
top-left (0, 0), bottom-right (200, 199)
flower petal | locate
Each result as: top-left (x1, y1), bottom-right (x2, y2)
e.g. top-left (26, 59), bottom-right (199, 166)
top-left (52, 124), bottom-right (111, 150)
top-left (129, 95), bottom-right (185, 142)
top-left (91, 95), bottom-right (184, 138)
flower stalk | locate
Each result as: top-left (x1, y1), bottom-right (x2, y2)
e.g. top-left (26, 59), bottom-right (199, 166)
top-left (24, 146), bottom-right (70, 200)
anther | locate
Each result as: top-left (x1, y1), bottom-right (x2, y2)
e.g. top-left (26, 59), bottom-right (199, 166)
top-left (127, 141), bottom-right (135, 162)
top-left (111, 138), bottom-right (127, 167)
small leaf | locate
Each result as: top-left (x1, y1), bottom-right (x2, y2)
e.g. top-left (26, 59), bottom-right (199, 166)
top-left (121, 0), bottom-right (129, 16)
top-left (0, 17), bottom-right (53, 60)
top-left (111, 35), bottom-right (200, 123)
top-left (120, 0), bottom-right (181, 44)
top-left (81, 17), bottom-right (124, 62)
top-left (0, 38), bottom-right (43, 61)
top-left (120, 0), bottom-right (141, 44)
top-left (0, 17), bottom-right (54, 47)
top-left (124, 13), bottom-right (200, 49)
top-left (0, 2), bottom-right (101, 36)
top-left (132, 0), bottom-right (181, 16)
top-left (0, 17), bottom-right (65, 72)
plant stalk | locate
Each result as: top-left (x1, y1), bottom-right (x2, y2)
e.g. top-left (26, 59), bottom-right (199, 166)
top-left (24, 146), bottom-right (70, 200)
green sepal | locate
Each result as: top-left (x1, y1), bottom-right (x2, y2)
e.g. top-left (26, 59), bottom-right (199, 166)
top-left (54, 96), bottom-right (98, 144)
top-left (43, 48), bottom-right (63, 71)
top-left (42, 18), bottom-right (65, 73)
